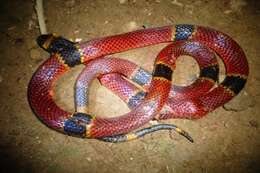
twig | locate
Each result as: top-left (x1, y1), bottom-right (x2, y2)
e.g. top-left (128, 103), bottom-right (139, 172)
top-left (34, 0), bottom-right (47, 34)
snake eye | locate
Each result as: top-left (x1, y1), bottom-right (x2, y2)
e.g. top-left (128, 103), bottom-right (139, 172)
top-left (64, 113), bottom-right (93, 136)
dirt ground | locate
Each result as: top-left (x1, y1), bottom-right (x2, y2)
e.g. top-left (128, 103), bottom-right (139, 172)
top-left (0, 0), bottom-right (260, 172)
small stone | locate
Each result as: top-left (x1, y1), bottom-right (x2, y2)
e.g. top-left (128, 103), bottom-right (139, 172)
top-left (249, 120), bottom-right (258, 128)
top-left (224, 10), bottom-right (232, 14)
top-left (171, 0), bottom-right (184, 7)
top-left (74, 30), bottom-right (80, 34)
top-left (119, 0), bottom-right (127, 4)
top-left (75, 38), bottom-right (82, 42)
top-left (0, 75), bottom-right (3, 83)
top-left (87, 157), bottom-right (92, 162)
top-left (186, 5), bottom-right (193, 14)
top-left (27, 39), bottom-right (38, 49)
top-left (30, 48), bottom-right (41, 60)
top-left (126, 21), bottom-right (138, 31)
top-left (130, 157), bottom-right (134, 160)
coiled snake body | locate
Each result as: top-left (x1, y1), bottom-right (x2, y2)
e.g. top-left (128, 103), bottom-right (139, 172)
top-left (28, 24), bottom-right (248, 142)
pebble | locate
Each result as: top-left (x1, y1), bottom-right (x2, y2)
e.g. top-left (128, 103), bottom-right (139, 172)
top-left (119, 0), bottom-right (127, 4)
top-left (87, 157), bottom-right (92, 162)
top-left (186, 5), bottom-right (193, 14)
top-left (126, 21), bottom-right (138, 31)
top-left (171, 0), bottom-right (184, 7)
top-left (30, 48), bottom-right (41, 60)
top-left (75, 38), bottom-right (82, 42)
top-left (224, 10), bottom-right (232, 14)
top-left (74, 30), bottom-right (80, 34)
top-left (27, 39), bottom-right (38, 49)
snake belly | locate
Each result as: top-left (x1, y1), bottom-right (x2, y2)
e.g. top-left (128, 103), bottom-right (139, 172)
top-left (28, 24), bottom-right (248, 139)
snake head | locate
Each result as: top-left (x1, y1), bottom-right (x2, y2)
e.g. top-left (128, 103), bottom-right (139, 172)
top-left (37, 34), bottom-right (82, 67)
top-left (64, 113), bottom-right (93, 137)
top-left (37, 34), bottom-right (54, 51)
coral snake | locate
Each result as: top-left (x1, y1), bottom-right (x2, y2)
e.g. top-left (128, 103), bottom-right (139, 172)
top-left (28, 24), bottom-right (248, 142)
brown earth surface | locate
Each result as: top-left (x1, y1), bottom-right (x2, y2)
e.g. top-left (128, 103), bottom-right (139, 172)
top-left (0, 0), bottom-right (259, 172)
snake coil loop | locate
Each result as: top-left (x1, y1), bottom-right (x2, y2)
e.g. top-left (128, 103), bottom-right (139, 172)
top-left (28, 24), bottom-right (248, 142)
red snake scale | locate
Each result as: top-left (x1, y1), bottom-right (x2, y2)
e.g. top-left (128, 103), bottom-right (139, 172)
top-left (28, 24), bottom-right (248, 142)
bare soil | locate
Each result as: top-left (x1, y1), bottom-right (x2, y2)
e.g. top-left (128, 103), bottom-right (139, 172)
top-left (0, 0), bottom-right (259, 172)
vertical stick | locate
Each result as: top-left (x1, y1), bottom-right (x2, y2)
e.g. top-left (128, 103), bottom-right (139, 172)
top-left (35, 0), bottom-right (47, 34)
